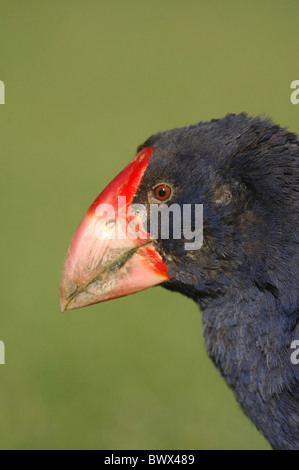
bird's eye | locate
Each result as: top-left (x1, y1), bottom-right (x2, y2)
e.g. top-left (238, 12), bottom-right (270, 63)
top-left (153, 184), bottom-right (172, 202)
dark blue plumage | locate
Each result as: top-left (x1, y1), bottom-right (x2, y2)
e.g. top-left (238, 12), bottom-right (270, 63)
top-left (134, 114), bottom-right (299, 449)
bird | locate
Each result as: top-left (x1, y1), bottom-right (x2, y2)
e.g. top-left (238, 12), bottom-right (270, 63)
top-left (60, 113), bottom-right (299, 450)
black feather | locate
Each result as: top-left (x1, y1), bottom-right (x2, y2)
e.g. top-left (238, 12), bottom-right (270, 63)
top-left (134, 114), bottom-right (299, 450)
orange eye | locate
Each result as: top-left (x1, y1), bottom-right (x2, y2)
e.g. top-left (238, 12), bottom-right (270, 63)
top-left (153, 184), bottom-right (172, 201)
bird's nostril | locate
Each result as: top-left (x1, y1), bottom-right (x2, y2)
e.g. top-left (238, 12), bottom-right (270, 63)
top-left (106, 219), bottom-right (116, 229)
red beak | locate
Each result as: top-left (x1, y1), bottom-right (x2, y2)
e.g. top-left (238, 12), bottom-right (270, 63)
top-left (60, 148), bottom-right (169, 312)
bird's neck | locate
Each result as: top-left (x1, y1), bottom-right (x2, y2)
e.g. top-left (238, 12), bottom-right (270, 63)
top-left (199, 285), bottom-right (299, 450)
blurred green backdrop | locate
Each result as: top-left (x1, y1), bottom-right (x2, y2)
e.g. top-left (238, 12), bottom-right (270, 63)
top-left (0, 0), bottom-right (298, 450)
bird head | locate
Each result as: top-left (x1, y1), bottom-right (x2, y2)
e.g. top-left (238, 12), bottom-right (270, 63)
top-left (60, 114), bottom-right (299, 313)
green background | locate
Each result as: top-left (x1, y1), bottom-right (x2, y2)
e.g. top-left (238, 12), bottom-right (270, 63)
top-left (0, 0), bottom-right (298, 450)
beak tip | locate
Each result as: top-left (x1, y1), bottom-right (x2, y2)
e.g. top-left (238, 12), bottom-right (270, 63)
top-left (59, 286), bottom-right (68, 313)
